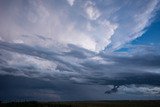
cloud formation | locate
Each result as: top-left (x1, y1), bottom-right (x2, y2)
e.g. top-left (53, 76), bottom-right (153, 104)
top-left (0, 40), bottom-right (160, 100)
top-left (67, 0), bottom-right (75, 6)
top-left (0, 40), bottom-right (160, 86)
top-left (0, 0), bottom-right (159, 52)
top-left (84, 1), bottom-right (101, 20)
top-left (0, 0), bottom-right (160, 101)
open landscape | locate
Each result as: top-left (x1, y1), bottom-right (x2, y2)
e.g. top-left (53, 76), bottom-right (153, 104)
top-left (1, 101), bottom-right (160, 107)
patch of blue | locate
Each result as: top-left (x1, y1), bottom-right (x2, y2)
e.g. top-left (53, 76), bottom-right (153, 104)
top-left (131, 11), bottom-right (160, 45)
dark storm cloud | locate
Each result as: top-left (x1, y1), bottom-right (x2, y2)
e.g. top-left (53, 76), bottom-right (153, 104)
top-left (0, 40), bottom-right (87, 72)
top-left (0, 75), bottom-right (61, 101)
top-left (62, 44), bottom-right (95, 59)
top-left (0, 40), bottom-right (59, 57)
top-left (76, 45), bottom-right (160, 87)
top-left (0, 58), bottom-right (7, 64)
top-left (1, 40), bottom-right (160, 97)
top-left (0, 66), bottom-right (19, 74)
top-left (0, 75), bottom-right (108, 101)
top-left (0, 0), bottom-right (160, 101)
top-left (101, 54), bottom-right (160, 68)
top-left (1, 40), bottom-right (160, 87)
top-left (63, 50), bottom-right (88, 59)
top-left (119, 55), bottom-right (160, 67)
top-left (83, 72), bottom-right (160, 86)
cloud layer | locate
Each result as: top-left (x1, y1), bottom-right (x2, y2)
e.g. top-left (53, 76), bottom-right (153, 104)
top-left (0, 0), bottom-right (159, 52)
top-left (0, 40), bottom-right (160, 99)
top-left (0, 0), bottom-right (160, 101)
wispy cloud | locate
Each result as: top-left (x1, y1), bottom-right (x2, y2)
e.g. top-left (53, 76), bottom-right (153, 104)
top-left (107, 0), bottom-right (159, 51)
top-left (84, 1), bottom-right (101, 20)
top-left (67, 0), bottom-right (75, 6)
top-left (0, 0), bottom-right (159, 52)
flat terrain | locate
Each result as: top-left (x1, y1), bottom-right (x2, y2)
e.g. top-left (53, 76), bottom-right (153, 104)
top-left (0, 100), bottom-right (160, 107)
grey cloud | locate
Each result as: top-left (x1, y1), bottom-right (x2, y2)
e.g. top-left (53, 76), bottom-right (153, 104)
top-left (0, 59), bottom-right (7, 65)
top-left (0, 75), bottom-right (109, 101)
top-left (76, 45), bottom-right (160, 88)
top-left (22, 35), bottom-right (52, 41)
top-left (0, 41), bottom-right (85, 73)
top-left (0, 75), bottom-right (61, 101)
top-left (100, 45), bottom-right (160, 68)
top-left (105, 86), bottom-right (119, 94)
top-left (0, 67), bottom-right (19, 74)
top-left (1, 41), bottom-right (160, 87)
top-left (63, 50), bottom-right (88, 59)
top-left (0, 40), bottom-right (160, 97)
top-left (80, 72), bottom-right (160, 86)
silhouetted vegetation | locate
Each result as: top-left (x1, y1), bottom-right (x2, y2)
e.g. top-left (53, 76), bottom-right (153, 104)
top-left (0, 100), bottom-right (160, 107)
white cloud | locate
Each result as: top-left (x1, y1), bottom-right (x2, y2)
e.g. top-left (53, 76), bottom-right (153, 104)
top-left (7, 52), bottom-right (57, 72)
top-left (121, 85), bottom-right (160, 95)
top-left (58, 24), bottom-right (97, 51)
top-left (84, 1), bottom-right (101, 20)
top-left (95, 20), bottom-right (118, 51)
top-left (67, 0), bottom-right (75, 6)
top-left (109, 0), bottom-right (159, 51)
top-left (0, 0), bottom-right (97, 51)
top-left (90, 56), bottom-right (114, 65)
top-left (86, 22), bottom-right (94, 31)
top-left (133, 0), bottom-right (158, 33)
top-left (0, 0), bottom-right (159, 53)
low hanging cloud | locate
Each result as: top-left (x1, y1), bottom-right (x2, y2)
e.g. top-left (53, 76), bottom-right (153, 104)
top-left (0, 40), bottom-right (160, 99)
top-left (1, 40), bottom-right (160, 87)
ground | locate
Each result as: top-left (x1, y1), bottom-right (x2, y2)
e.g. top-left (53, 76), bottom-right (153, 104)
top-left (0, 100), bottom-right (160, 107)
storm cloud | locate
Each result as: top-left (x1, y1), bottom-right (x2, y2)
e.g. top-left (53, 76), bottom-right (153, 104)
top-left (0, 0), bottom-right (160, 101)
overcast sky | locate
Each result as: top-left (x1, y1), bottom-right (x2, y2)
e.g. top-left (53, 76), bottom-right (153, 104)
top-left (0, 0), bottom-right (160, 101)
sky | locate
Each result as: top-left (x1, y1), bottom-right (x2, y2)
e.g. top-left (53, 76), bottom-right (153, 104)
top-left (0, 0), bottom-right (160, 101)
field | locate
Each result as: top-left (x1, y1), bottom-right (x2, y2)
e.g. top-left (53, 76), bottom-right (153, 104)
top-left (0, 100), bottom-right (160, 107)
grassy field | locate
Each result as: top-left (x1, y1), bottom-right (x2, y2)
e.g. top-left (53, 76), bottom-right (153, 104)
top-left (0, 100), bottom-right (160, 107)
